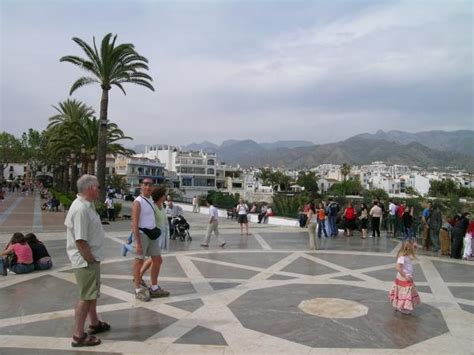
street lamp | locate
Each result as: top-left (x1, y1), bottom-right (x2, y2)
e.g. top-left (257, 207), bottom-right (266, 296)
top-left (89, 153), bottom-right (96, 175)
top-left (70, 152), bottom-right (78, 193)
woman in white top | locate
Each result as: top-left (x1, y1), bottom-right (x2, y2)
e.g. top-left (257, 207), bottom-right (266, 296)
top-left (236, 198), bottom-right (249, 235)
top-left (306, 203), bottom-right (318, 250)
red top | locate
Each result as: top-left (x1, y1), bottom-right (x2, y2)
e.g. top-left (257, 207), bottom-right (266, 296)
top-left (345, 207), bottom-right (356, 220)
top-left (467, 221), bottom-right (474, 235)
top-left (6, 243), bottom-right (33, 264)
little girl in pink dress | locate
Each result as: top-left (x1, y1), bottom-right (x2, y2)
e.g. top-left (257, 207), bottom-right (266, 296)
top-left (389, 241), bottom-right (420, 314)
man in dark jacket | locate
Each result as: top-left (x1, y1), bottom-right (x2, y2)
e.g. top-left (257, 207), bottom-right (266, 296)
top-left (428, 204), bottom-right (442, 253)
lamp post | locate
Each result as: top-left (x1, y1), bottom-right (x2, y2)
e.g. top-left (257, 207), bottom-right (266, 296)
top-left (89, 154), bottom-right (96, 175)
top-left (81, 146), bottom-right (87, 176)
top-left (70, 152), bottom-right (78, 193)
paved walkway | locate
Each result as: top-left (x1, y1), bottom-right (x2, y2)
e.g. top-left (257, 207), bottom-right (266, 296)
top-left (0, 192), bottom-right (473, 354)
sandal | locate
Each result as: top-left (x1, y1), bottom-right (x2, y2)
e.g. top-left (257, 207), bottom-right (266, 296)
top-left (71, 333), bottom-right (101, 347)
top-left (89, 320), bottom-right (111, 335)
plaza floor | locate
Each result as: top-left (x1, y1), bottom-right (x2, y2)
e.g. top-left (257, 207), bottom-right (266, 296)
top-left (0, 191), bottom-right (473, 354)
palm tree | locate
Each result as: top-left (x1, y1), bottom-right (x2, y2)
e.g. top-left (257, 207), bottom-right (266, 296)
top-left (47, 99), bottom-right (134, 193)
top-left (340, 163), bottom-right (351, 181)
top-left (60, 33), bottom-right (154, 199)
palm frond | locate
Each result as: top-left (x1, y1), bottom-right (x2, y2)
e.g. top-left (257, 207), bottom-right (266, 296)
top-left (69, 77), bottom-right (99, 95)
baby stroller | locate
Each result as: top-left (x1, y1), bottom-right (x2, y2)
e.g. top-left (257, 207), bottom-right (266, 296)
top-left (171, 215), bottom-right (191, 241)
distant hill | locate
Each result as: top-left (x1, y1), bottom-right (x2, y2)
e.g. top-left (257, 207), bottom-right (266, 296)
top-left (226, 137), bottom-right (474, 170)
top-left (352, 130), bottom-right (474, 156)
top-left (183, 139), bottom-right (313, 154)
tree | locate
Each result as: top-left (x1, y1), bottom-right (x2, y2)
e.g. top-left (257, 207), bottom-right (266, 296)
top-left (46, 99), bottom-right (134, 193)
top-left (329, 180), bottom-right (363, 196)
top-left (61, 33), bottom-right (154, 199)
top-left (296, 171), bottom-right (319, 198)
top-left (404, 186), bottom-right (419, 196)
top-left (340, 163), bottom-right (351, 181)
top-left (0, 132), bottom-right (23, 181)
top-left (106, 174), bottom-right (128, 193)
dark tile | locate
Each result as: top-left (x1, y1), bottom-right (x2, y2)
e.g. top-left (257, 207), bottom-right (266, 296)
top-left (433, 261), bottom-right (474, 283)
top-left (193, 252), bottom-right (291, 269)
top-left (281, 257), bottom-right (339, 276)
top-left (307, 253), bottom-right (394, 270)
top-left (100, 278), bottom-right (197, 297)
top-left (168, 233), bottom-right (262, 252)
top-left (209, 282), bottom-right (241, 291)
top-left (229, 284), bottom-right (448, 349)
top-left (259, 232), bottom-right (309, 250)
top-left (174, 325), bottom-right (227, 346)
top-left (192, 260), bottom-right (258, 279)
top-left (416, 286), bottom-right (432, 294)
top-left (268, 274), bottom-right (298, 280)
top-left (167, 299), bottom-right (204, 312)
top-left (448, 286), bottom-right (474, 301)
top-left (364, 264), bottom-right (427, 282)
top-left (331, 275), bottom-right (365, 282)
top-left (0, 275), bottom-right (123, 320)
top-left (0, 307), bottom-right (177, 342)
top-left (100, 255), bottom-right (187, 278)
top-left (459, 303), bottom-right (474, 314)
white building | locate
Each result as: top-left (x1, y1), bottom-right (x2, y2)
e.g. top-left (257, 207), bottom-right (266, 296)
top-left (139, 145), bottom-right (218, 198)
top-left (2, 163), bottom-right (28, 182)
top-left (115, 156), bottom-right (165, 189)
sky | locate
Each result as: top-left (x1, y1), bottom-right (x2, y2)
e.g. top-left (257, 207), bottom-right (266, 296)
top-left (1, 0), bottom-right (472, 147)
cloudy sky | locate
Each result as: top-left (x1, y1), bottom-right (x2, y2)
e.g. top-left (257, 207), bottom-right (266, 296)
top-left (1, 0), bottom-right (472, 146)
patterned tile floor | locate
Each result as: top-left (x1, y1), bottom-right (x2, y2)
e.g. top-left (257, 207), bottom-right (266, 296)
top-left (0, 192), bottom-right (473, 354)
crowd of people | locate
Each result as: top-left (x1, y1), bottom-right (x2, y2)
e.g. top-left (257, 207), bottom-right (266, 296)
top-left (299, 198), bottom-right (473, 259)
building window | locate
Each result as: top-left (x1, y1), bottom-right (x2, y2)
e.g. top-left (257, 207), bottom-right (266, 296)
top-left (207, 159), bottom-right (215, 166)
top-left (182, 177), bottom-right (193, 186)
top-left (9, 166), bottom-right (14, 172)
top-left (207, 168), bottom-right (214, 175)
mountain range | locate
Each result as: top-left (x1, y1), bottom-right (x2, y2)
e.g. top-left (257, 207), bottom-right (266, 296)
top-left (132, 130), bottom-right (474, 170)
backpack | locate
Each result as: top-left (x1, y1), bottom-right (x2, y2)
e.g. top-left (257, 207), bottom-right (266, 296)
top-left (328, 202), bottom-right (340, 217)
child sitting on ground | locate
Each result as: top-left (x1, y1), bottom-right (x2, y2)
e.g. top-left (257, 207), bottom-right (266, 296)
top-left (389, 240), bottom-right (421, 315)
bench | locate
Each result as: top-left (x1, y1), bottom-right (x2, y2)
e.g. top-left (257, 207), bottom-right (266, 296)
top-left (227, 209), bottom-right (237, 219)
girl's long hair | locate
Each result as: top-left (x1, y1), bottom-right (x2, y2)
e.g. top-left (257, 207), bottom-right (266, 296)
top-left (396, 240), bottom-right (417, 259)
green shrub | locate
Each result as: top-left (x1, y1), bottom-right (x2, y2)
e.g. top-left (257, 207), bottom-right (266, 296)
top-left (114, 202), bottom-right (122, 217)
top-left (206, 191), bottom-right (240, 209)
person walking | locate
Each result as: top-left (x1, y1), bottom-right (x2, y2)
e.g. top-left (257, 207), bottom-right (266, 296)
top-left (192, 196), bottom-right (200, 213)
top-left (104, 194), bottom-right (115, 222)
top-left (369, 201), bottom-right (382, 238)
top-left (132, 178), bottom-right (169, 302)
top-left (236, 198), bottom-right (250, 235)
top-left (359, 202), bottom-right (369, 239)
top-left (428, 204), bottom-right (442, 253)
top-left (201, 198), bottom-right (226, 247)
top-left (65, 175), bottom-right (110, 347)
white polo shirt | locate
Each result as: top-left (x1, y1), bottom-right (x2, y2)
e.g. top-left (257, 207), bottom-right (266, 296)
top-left (209, 205), bottom-right (219, 221)
top-left (65, 195), bottom-right (105, 268)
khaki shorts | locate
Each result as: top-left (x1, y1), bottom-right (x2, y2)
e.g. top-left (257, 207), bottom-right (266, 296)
top-left (74, 262), bottom-right (101, 300)
top-left (135, 233), bottom-right (161, 260)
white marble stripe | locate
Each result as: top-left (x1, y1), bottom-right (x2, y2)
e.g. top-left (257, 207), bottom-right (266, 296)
top-left (252, 232), bottom-right (272, 250)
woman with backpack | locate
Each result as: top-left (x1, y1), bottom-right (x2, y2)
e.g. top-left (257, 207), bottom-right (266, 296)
top-left (343, 201), bottom-right (357, 237)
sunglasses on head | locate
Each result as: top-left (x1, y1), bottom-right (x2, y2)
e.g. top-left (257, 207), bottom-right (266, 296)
top-left (142, 182), bottom-right (153, 186)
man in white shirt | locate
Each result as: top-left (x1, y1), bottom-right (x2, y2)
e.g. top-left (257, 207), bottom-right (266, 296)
top-left (369, 201), bottom-right (383, 238)
top-left (104, 194), bottom-right (115, 222)
top-left (166, 200), bottom-right (184, 237)
top-left (65, 175), bottom-right (109, 348)
top-left (192, 196), bottom-right (200, 213)
top-left (201, 198), bottom-right (226, 247)
top-left (388, 199), bottom-right (397, 235)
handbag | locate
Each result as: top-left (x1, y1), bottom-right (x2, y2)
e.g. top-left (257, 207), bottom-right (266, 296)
top-left (139, 227), bottom-right (161, 240)
top-left (138, 196), bottom-right (161, 240)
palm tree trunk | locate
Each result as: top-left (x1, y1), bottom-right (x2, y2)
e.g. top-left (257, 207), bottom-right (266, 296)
top-left (63, 163), bottom-right (69, 193)
top-left (96, 89), bottom-right (109, 201)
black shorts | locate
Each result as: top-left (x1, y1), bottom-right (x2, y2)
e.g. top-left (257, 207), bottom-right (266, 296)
top-left (238, 215), bottom-right (248, 224)
top-left (360, 218), bottom-right (368, 229)
top-left (345, 218), bottom-right (357, 230)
